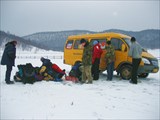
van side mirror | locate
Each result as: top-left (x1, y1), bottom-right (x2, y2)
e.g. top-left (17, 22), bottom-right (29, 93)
top-left (121, 44), bottom-right (126, 52)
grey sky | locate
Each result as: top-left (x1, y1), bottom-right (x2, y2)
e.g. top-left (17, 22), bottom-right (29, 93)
top-left (0, 0), bottom-right (159, 36)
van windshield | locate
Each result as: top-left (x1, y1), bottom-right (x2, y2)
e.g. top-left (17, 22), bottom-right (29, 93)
top-left (123, 38), bottom-right (131, 47)
top-left (123, 37), bottom-right (144, 50)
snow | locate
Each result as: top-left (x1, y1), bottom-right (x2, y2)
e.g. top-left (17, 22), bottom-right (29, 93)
top-left (0, 49), bottom-right (160, 119)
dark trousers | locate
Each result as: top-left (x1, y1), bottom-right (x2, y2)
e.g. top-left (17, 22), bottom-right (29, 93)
top-left (131, 58), bottom-right (141, 83)
top-left (5, 65), bottom-right (12, 82)
top-left (92, 58), bottom-right (100, 80)
top-left (107, 62), bottom-right (114, 80)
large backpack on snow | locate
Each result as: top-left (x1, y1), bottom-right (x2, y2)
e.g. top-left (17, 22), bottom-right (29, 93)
top-left (14, 63), bottom-right (36, 84)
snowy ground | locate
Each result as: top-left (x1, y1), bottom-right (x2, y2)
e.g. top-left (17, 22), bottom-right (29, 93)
top-left (0, 49), bottom-right (160, 119)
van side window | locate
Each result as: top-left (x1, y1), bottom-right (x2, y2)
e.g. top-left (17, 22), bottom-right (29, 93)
top-left (74, 40), bottom-right (84, 49)
top-left (111, 38), bottom-right (123, 51)
top-left (66, 40), bottom-right (73, 49)
top-left (90, 39), bottom-right (106, 49)
top-left (73, 40), bottom-right (81, 49)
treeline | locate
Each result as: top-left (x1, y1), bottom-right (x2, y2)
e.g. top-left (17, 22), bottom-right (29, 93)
top-left (0, 29), bottom-right (159, 51)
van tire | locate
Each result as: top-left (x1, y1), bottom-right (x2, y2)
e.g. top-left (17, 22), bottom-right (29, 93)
top-left (138, 73), bottom-right (149, 78)
top-left (120, 65), bottom-right (132, 80)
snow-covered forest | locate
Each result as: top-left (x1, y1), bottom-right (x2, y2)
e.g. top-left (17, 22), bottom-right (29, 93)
top-left (1, 29), bottom-right (160, 52)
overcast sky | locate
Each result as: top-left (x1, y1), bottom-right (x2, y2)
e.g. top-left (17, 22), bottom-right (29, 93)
top-left (0, 0), bottom-right (159, 36)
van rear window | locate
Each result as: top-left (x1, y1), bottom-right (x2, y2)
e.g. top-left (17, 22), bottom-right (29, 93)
top-left (66, 40), bottom-right (73, 49)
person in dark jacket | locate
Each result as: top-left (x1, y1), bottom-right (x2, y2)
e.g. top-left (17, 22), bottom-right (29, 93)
top-left (80, 38), bottom-right (93, 84)
top-left (128, 37), bottom-right (142, 84)
top-left (1, 41), bottom-right (17, 84)
top-left (92, 40), bottom-right (103, 80)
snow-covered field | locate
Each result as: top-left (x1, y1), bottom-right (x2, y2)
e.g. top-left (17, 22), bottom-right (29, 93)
top-left (0, 49), bottom-right (160, 119)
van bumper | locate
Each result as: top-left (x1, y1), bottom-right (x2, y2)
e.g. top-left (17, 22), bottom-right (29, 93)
top-left (138, 65), bottom-right (159, 74)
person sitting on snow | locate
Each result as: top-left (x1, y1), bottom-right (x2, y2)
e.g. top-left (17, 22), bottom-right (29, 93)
top-left (69, 62), bottom-right (82, 81)
top-left (39, 57), bottom-right (66, 81)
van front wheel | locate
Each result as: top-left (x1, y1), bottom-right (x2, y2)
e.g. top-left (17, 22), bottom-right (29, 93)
top-left (120, 65), bottom-right (132, 80)
top-left (138, 73), bottom-right (149, 78)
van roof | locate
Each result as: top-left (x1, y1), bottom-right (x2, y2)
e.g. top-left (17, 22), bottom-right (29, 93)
top-left (68, 32), bottom-right (131, 39)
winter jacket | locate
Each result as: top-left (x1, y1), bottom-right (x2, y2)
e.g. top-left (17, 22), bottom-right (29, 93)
top-left (128, 42), bottom-right (142, 59)
top-left (1, 42), bottom-right (16, 66)
top-left (105, 45), bottom-right (115, 64)
top-left (82, 42), bottom-right (92, 66)
top-left (52, 64), bottom-right (65, 74)
top-left (92, 43), bottom-right (103, 64)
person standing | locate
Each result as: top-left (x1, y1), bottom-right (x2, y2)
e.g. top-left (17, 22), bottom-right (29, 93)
top-left (128, 37), bottom-right (142, 84)
top-left (92, 40), bottom-right (103, 80)
top-left (105, 41), bottom-right (115, 81)
top-left (1, 41), bottom-right (17, 84)
top-left (80, 38), bottom-right (93, 84)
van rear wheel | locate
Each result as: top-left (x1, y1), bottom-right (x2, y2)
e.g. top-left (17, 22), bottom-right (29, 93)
top-left (120, 65), bottom-right (132, 80)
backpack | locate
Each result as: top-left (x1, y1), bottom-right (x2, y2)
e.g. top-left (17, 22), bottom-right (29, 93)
top-left (34, 67), bottom-right (44, 81)
top-left (14, 63), bottom-right (36, 84)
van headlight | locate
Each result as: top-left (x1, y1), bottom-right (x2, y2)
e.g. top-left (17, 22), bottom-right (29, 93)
top-left (152, 60), bottom-right (158, 66)
top-left (142, 58), bottom-right (150, 64)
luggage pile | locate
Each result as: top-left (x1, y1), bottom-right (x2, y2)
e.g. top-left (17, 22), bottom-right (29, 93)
top-left (14, 58), bottom-right (82, 84)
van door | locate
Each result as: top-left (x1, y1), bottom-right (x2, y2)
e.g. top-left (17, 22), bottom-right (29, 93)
top-left (64, 40), bottom-right (74, 65)
top-left (111, 38), bottom-right (128, 70)
top-left (72, 39), bottom-right (84, 64)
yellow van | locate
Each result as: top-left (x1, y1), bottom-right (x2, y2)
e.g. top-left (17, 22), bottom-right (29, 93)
top-left (64, 32), bottom-right (159, 80)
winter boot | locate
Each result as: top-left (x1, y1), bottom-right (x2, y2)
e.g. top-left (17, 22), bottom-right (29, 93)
top-left (6, 81), bottom-right (14, 84)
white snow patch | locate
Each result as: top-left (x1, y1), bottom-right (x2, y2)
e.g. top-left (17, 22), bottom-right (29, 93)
top-left (0, 49), bottom-right (159, 119)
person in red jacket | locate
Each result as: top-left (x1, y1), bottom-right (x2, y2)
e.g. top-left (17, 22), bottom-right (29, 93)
top-left (92, 40), bottom-right (103, 80)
